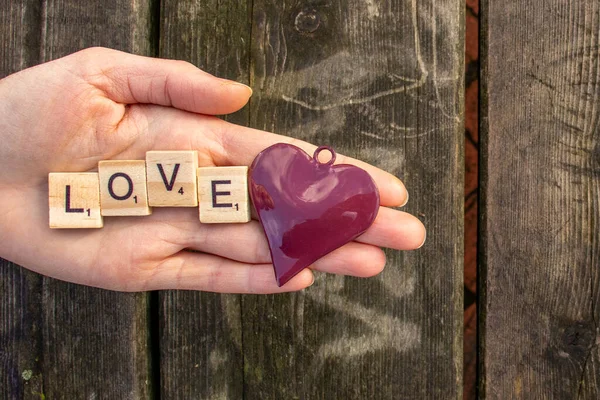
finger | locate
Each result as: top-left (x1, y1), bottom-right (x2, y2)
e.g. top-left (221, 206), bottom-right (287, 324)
top-left (69, 47), bottom-right (252, 115)
top-left (143, 251), bottom-right (314, 293)
top-left (184, 219), bottom-right (387, 277)
top-left (356, 207), bottom-right (426, 250)
top-left (185, 219), bottom-right (271, 263)
top-left (209, 119), bottom-right (409, 207)
top-left (311, 242), bottom-right (387, 277)
top-left (114, 107), bottom-right (408, 207)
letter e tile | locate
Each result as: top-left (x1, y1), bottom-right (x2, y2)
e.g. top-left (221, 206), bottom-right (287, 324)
top-left (197, 166), bottom-right (250, 223)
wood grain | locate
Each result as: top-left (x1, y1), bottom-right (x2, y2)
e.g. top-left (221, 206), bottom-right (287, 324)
top-left (481, 0), bottom-right (600, 398)
top-left (1, 2), bottom-right (45, 399)
top-left (243, 0), bottom-right (464, 398)
top-left (157, 0), bottom-right (251, 398)
top-left (39, 0), bottom-right (154, 398)
top-left (0, 258), bottom-right (44, 400)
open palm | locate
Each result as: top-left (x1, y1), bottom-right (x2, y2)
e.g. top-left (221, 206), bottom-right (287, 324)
top-left (0, 48), bottom-right (425, 293)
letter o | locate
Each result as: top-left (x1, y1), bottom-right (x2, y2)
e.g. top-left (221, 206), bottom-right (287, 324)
top-left (108, 173), bottom-right (134, 201)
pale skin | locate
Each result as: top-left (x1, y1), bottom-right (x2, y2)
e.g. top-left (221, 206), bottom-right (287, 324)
top-left (0, 47), bottom-right (426, 294)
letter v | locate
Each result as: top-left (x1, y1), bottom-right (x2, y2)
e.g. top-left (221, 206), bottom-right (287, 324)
top-left (157, 164), bottom-right (180, 191)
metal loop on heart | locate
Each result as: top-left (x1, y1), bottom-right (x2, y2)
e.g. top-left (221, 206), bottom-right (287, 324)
top-left (314, 146), bottom-right (336, 166)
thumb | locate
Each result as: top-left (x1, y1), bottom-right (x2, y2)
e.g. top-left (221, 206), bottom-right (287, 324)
top-left (66, 47), bottom-right (252, 115)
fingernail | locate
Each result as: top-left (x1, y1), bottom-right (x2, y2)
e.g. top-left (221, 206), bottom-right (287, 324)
top-left (389, 176), bottom-right (406, 205)
top-left (417, 229), bottom-right (427, 249)
top-left (400, 189), bottom-right (409, 207)
top-left (308, 273), bottom-right (315, 287)
top-left (222, 80), bottom-right (253, 96)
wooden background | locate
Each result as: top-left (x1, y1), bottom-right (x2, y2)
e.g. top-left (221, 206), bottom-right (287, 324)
top-left (481, 0), bottom-right (600, 398)
top-left (0, 0), bottom-right (465, 398)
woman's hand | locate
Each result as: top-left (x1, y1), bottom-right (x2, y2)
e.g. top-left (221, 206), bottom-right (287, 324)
top-left (0, 47), bottom-right (425, 293)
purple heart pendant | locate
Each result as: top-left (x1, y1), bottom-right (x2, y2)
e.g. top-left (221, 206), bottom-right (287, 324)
top-left (249, 143), bottom-right (380, 286)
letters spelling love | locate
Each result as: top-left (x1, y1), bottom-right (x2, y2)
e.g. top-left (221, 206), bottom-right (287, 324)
top-left (48, 151), bottom-right (251, 229)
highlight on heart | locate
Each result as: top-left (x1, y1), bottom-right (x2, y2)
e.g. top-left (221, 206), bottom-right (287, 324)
top-left (48, 143), bottom-right (380, 286)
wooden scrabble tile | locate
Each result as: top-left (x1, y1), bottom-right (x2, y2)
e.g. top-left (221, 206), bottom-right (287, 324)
top-left (49, 173), bottom-right (103, 229)
top-left (98, 160), bottom-right (151, 216)
top-left (197, 166), bottom-right (251, 223)
top-left (146, 151), bottom-right (198, 207)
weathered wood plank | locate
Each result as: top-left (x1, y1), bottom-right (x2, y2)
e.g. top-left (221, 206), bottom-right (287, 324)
top-left (243, 0), bottom-right (464, 398)
top-left (481, 0), bottom-right (600, 398)
top-left (0, 260), bottom-right (44, 400)
top-left (38, 1), bottom-right (155, 398)
top-left (157, 0), bottom-right (251, 398)
top-left (1, 2), bottom-right (45, 399)
top-left (0, 0), bottom-right (41, 76)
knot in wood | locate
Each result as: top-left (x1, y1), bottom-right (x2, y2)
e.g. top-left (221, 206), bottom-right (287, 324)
top-left (295, 9), bottom-right (321, 33)
top-left (558, 321), bottom-right (595, 359)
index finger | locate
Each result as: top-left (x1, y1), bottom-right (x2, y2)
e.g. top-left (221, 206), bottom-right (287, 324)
top-left (66, 47), bottom-right (252, 115)
top-left (210, 119), bottom-right (409, 207)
